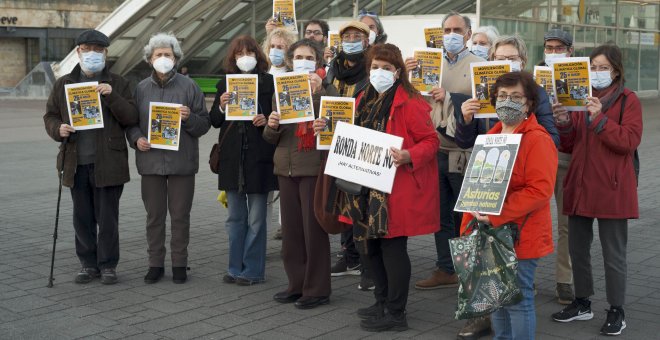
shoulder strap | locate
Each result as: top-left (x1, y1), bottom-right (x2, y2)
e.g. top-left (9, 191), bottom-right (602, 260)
top-left (218, 121), bottom-right (235, 149)
top-left (618, 93), bottom-right (628, 125)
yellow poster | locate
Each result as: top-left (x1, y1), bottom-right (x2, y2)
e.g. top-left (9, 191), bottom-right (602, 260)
top-left (272, 0), bottom-right (297, 32)
top-left (409, 48), bottom-right (443, 95)
top-left (64, 82), bottom-right (104, 130)
top-left (470, 60), bottom-right (512, 118)
top-left (317, 96), bottom-right (355, 150)
top-left (275, 71), bottom-right (314, 124)
top-left (534, 66), bottom-right (557, 104)
top-left (148, 102), bottom-right (182, 151)
top-left (327, 30), bottom-right (340, 61)
top-left (424, 27), bottom-right (444, 49)
top-left (225, 74), bottom-right (258, 121)
top-left (551, 57), bottom-right (592, 111)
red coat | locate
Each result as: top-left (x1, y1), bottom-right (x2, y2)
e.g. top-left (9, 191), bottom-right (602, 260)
top-left (460, 114), bottom-right (557, 259)
top-left (355, 87), bottom-right (440, 238)
top-left (559, 88), bottom-right (642, 219)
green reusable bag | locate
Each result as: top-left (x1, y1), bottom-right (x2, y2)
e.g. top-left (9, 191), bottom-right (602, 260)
top-left (449, 218), bottom-right (522, 320)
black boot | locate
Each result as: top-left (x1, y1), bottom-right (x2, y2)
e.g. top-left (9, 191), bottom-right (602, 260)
top-left (144, 267), bottom-right (164, 284)
top-left (357, 301), bottom-right (385, 319)
top-left (360, 311), bottom-right (408, 332)
top-left (172, 267), bottom-right (188, 284)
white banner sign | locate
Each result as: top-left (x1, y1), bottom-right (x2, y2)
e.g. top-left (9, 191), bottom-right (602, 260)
top-left (324, 121), bottom-right (403, 194)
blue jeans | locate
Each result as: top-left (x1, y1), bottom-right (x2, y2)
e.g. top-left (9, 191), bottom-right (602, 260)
top-left (434, 152), bottom-right (464, 274)
top-left (225, 191), bottom-right (268, 281)
top-left (492, 259), bottom-right (538, 340)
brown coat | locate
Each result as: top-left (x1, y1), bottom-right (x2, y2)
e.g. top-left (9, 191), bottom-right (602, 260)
top-left (43, 65), bottom-right (139, 188)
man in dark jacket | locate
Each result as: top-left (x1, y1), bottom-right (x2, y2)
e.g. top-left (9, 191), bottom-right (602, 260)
top-left (43, 30), bottom-right (138, 285)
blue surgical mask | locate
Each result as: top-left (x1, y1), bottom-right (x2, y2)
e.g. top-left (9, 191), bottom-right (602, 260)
top-left (370, 68), bottom-right (396, 93)
top-left (342, 41), bottom-right (364, 54)
top-left (471, 45), bottom-right (489, 59)
top-left (293, 59), bottom-right (317, 73)
top-left (443, 32), bottom-right (465, 54)
top-left (591, 70), bottom-right (613, 90)
top-left (544, 53), bottom-right (565, 66)
top-left (269, 48), bottom-right (285, 66)
top-left (80, 51), bottom-right (105, 74)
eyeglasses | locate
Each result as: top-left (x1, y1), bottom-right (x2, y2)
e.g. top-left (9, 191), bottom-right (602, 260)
top-left (590, 65), bottom-right (613, 72)
top-left (79, 45), bottom-right (106, 53)
top-left (497, 93), bottom-right (526, 103)
top-left (544, 45), bottom-right (568, 53)
top-left (341, 33), bottom-right (365, 41)
top-left (305, 30), bottom-right (323, 36)
top-left (493, 55), bottom-right (520, 61)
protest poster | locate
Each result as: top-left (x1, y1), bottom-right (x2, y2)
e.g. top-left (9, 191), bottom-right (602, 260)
top-left (409, 48), bottom-right (443, 95)
top-left (317, 96), bottom-right (355, 150)
top-left (64, 82), bottom-right (104, 130)
top-left (551, 57), bottom-right (592, 111)
top-left (424, 27), bottom-right (444, 48)
top-left (454, 134), bottom-right (522, 215)
top-left (327, 30), bottom-right (340, 61)
top-left (274, 71), bottom-right (314, 124)
top-left (148, 102), bottom-right (182, 151)
top-left (272, 0), bottom-right (297, 32)
top-left (470, 60), bottom-right (512, 118)
top-left (325, 121), bottom-right (403, 194)
top-left (534, 65), bottom-right (557, 104)
top-left (225, 74), bottom-right (258, 121)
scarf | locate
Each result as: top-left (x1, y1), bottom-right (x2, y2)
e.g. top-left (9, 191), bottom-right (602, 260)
top-left (344, 82), bottom-right (400, 253)
top-left (593, 81), bottom-right (625, 113)
top-left (295, 121), bottom-right (315, 151)
top-left (333, 52), bottom-right (367, 85)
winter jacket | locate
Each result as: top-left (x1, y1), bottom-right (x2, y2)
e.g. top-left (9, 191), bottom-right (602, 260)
top-left (460, 114), bottom-right (558, 259)
top-left (43, 64), bottom-right (139, 188)
top-left (127, 73), bottom-right (211, 176)
top-left (559, 88), bottom-right (642, 219)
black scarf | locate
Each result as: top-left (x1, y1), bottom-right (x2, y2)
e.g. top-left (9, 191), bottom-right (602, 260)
top-left (333, 52), bottom-right (367, 85)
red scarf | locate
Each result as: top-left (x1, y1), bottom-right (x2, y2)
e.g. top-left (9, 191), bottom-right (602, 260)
top-left (295, 121), bottom-right (315, 151)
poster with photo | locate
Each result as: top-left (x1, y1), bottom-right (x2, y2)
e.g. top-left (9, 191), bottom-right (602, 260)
top-left (225, 74), bottom-right (258, 121)
top-left (272, 0), bottom-right (297, 32)
top-left (470, 60), bottom-right (513, 118)
top-left (317, 96), bottom-right (355, 150)
top-left (64, 82), bottom-right (104, 130)
top-left (424, 27), bottom-right (444, 48)
top-left (534, 66), bottom-right (557, 104)
top-left (327, 30), bottom-right (340, 61)
top-left (409, 48), bottom-right (443, 95)
top-left (274, 71), bottom-right (314, 124)
top-left (454, 134), bottom-right (522, 215)
top-left (148, 102), bottom-right (182, 151)
top-left (551, 57), bottom-right (592, 111)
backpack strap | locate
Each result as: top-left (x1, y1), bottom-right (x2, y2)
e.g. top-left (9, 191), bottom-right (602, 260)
top-left (618, 93), bottom-right (627, 125)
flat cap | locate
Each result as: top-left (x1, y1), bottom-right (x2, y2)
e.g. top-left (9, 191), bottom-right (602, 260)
top-left (544, 28), bottom-right (573, 46)
top-left (76, 29), bottom-right (110, 47)
top-left (339, 21), bottom-right (370, 37)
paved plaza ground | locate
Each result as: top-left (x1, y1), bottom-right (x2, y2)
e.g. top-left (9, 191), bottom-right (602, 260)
top-left (0, 98), bottom-right (659, 339)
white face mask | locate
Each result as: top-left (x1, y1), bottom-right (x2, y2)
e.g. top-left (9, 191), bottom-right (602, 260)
top-left (152, 56), bottom-right (175, 74)
top-left (293, 59), bottom-right (317, 73)
top-left (470, 45), bottom-right (489, 59)
top-left (370, 68), bottom-right (396, 93)
top-left (368, 30), bottom-right (376, 45)
top-left (236, 55), bottom-right (257, 72)
top-left (80, 51), bottom-right (105, 74)
top-left (591, 70), bottom-right (613, 90)
top-left (511, 61), bottom-right (522, 72)
top-left (544, 53), bottom-right (566, 66)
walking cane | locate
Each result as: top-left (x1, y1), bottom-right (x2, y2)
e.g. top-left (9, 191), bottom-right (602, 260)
top-left (47, 138), bottom-right (67, 288)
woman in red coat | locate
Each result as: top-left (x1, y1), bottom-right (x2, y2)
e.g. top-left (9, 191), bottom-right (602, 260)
top-left (314, 43), bottom-right (439, 332)
top-left (551, 44), bottom-right (642, 337)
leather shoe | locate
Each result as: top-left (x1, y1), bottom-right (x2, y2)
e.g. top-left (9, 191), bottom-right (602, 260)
top-left (294, 296), bottom-right (329, 309)
top-left (414, 269), bottom-right (458, 290)
top-left (144, 267), bottom-right (164, 284)
top-left (172, 267), bottom-right (187, 284)
top-left (273, 291), bottom-right (302, 303)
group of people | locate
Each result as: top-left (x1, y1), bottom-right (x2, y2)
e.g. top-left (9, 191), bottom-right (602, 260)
top-left (44, 7), bottom-right (642, 339)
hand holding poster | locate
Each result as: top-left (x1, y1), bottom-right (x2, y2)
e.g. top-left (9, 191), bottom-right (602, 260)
top-left (327, 31), bottom-right (340, 61)
top-left (317, 96), bottom-right (355, 150)
top-left (272, 0), bottom-right (297, 32)
top-left (551, 57), bottom-right (592, 111)
top-left (148, 102), bottom-right (182, 151)
top-left (424, 27), bottom-right (444, 48)
top-left (454, 134), bottom-right (522, 215)
top-left (470, 61), bottom-right (512, 118)
top-left (65, 82), bottom-right (104, 130)
top-left (274, 72), bottom-right (314, 124)
top-left (325, 121), bottom-right (403, 194)
top-left (534, 66), bottom-right (557, 104)
top-left (225, 74), bottom-right (258, 121)
top-left (410, 48), bottom-right (443, 95)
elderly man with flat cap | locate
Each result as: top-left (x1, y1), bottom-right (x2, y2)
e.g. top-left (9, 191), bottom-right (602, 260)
top-left (43, 29), bottom-right (138, 285)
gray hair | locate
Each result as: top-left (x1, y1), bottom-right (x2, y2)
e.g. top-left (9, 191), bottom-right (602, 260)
top-left (143, 32), bottom-right (184, 63)
top-left (490, 35), bottom-right (528, 67)
top-left (472, 26), bottom-right (500, 45)
top-left (442, 11), bottom-right (471, 30)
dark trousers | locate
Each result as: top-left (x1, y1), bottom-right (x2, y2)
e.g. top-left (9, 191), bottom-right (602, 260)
top-left (141, 175), bottom-right (195, 267)
top-left (434, 152), bottom-right (464, 273)
top-left (569, 215), bottom-right (628, 307)
top-left (366, 236), bottom-right (410, 315)
top-left (340, 228), bottom-right (360, 266)
top-left (70, 164), bottom-right (123, 269)
top-left (279, 176), bottom-right (331, 297)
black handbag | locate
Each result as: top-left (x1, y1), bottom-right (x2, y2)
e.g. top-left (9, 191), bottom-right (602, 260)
top-left (334, 178), bottom-right (365, 195)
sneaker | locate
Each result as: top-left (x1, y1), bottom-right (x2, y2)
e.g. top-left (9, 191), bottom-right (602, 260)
top-left (360, 311), bottom-right (408, 332)
top-left (414, 269), bottom-right (458, 290)
top-left (222, 274), bottom-right (236, 284)
top-left (144, 267), bottom-right (164, 284)
top-left (100, 268), bottom-right (118, 285)
top-left (600, 307), bottom-right (626, 336)
top-left (330, 257), bottom-right (361, 277)
top-left (552, 299), bottom-right (594, 322)
top-left (235, 277), bottom-right (262, 286)
top-left (357, 302), bottom-right (385, 319)
top-left (457, 315), bottom-right (492, 339)
top-left (74, 267), bottom-right (100, 284)
top-left (556, 283), bottom-right (575, 305)
top-left (172, 267), bottom-right (188, 284)
top-left (335, 248), bottom-right (346, 258)
top-left (358, 276), bottom-right (375, 291)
